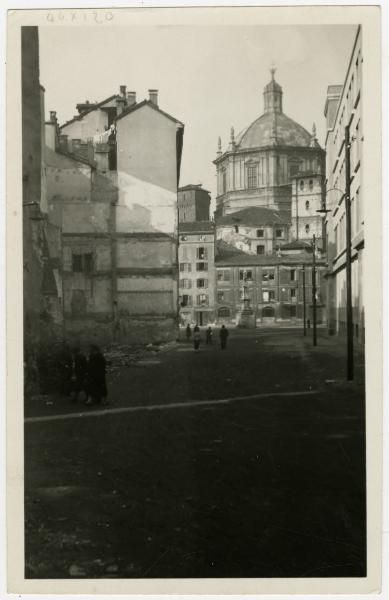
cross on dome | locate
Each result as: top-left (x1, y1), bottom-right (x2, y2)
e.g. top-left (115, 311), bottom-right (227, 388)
top-left (270, 66), bottom-right (276, 80)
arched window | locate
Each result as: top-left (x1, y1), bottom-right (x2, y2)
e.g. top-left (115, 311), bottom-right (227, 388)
top-left (218, 307), bottom-right (230, 318)
top-left (305, 224), bottom-right (310, 234)
top-left (300, 180), bottom-right (304, 191)
top-left (305, 200), bottom-right (310, 210)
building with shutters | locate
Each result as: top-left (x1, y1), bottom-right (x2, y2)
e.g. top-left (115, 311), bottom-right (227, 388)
top-left (178, 221), bottom-right (216, 326)
top-left (324, 26), bottom-right (364, 342)
top-left (215, 240), bottom-right (327, 325)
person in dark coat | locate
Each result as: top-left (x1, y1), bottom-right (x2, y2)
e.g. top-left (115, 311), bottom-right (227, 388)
top-left (193, 325), bottom-right (201, 351)
top-left (57, 342), bottom-right (73, 396)
top-left (70, 346), bottom-right (88, 402)
top-left (206, 326), bottom-right (213, 345)
top-left (219, 325), bottom-right (229, 350)
top-left (86, 345), bottom-right (108, 405)
top-left (185, 324), bottom-right (192, 341)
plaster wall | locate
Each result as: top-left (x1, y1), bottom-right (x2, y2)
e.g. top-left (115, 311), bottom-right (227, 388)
top-left (61, 108), bottom-right (108, 141)
top-left (116, 104), bottom-right (178, 235)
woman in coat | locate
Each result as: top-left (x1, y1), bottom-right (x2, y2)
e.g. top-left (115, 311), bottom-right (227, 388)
top-left (193, 325), bottom-right (201, 351)
top-left (86, 344), bottom-right (108, 405)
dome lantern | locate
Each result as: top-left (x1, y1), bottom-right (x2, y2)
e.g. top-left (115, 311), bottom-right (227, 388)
top-left (263, 67), bottom-right (283, 114)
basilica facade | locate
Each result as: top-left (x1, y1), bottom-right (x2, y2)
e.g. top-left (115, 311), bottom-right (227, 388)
top-left (212, 70), bottom-right (327, 326)
top-left (214, 69), bottom-right (326, 250)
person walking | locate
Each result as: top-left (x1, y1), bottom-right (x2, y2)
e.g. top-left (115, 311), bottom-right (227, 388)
top-left (86, 344), bottom-right (108, 406)
top-left (185, 324), bottom-right (192, 342)
top-left (206, 326), bottom-right (213, 345)
top-left (193, 325), bottom-right (201, 351)
top-left (219, 324), bottom-right (229, 350)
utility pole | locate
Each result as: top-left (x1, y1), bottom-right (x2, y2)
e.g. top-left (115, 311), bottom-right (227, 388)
top-left (302, 264), bottom-right (306, 336)
top-left (344, 125), bottom-right (354, 380)
top-left (312, 234), bottom-right (317, 347)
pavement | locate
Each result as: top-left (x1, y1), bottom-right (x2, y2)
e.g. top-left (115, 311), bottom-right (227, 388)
top-left (24, 327), bottom-right (366, 579)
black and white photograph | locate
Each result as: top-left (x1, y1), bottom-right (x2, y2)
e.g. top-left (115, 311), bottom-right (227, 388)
top-left (5, 4), bottom-right (382, 595)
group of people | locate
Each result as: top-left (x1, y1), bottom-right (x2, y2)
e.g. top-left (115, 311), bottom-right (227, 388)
top-left (185, 324), bottom-right (229, 351)
top-left (58, 343), bottom-right (108, 406)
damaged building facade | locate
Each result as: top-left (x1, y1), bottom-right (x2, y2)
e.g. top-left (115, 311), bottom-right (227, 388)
top-left (52, 87), bottom-right (184, 343)
top-left (22, 26), bottom-right (63, 393)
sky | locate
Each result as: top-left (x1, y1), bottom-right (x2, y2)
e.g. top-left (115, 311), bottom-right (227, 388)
top-left (39, 24), bottom-right (358, 203)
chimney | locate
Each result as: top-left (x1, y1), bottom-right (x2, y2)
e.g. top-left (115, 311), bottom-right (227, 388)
top-left (148, 89), bottom-right (158, 107)
top-left (58, 134), bottom-right (68, 152)
top-left (116, 96), bottom-right (126, 115)
top-left (127, 91), bottom-right (136, 107)
top-left (49, 110), bottom-right (57, 123)
top-left (120, 85), bottom-right (127, 98)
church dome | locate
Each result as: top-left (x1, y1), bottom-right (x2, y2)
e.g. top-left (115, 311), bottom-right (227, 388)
top-left (235, 112), bottom-right (313, 149)
top-left (234, 69), bottom-right (319, 150)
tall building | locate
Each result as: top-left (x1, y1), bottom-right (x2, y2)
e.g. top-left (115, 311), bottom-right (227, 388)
top-left (178, 221), bottom-right (215, 326)
top-left (51, 88), bottom-right (184, 343)
top-left (22, 27), bottom-right (62, 384)
top-left (324, 26), bottom-right (364, 341)
top-left (214, 69), bottom-right (325, 221)
top-left (178, 184), bottom-right (211, 223)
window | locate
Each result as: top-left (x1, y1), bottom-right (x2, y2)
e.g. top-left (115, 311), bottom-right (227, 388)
top-left (256, 229), bottom-right (264, 238)
top-left (196, 247), bottom-right (208, 260)
top-left (234, 225), bottom-right (239, 233)
top-left (305, 224), bottom-right (310, 234)
top-left (300, 180), bottom-right (304, 191)
top-left (179, 262), bottom-right (191, 273)
top-left (309, 180), bottom-right (313, 191)
top-left (290, 269), bottom-right (296, 282)
top-left (196, 262), bottom-right (208, 272)
top-left (217, 291), bottom-right (225, 303)
top-left (218, 307), bottom-right (230, 318)
top-left (305, 200), bottom-right (310, 211)
top-left (197, 278), bottom-right (208, 288)
top-left (180, 279), bottom-right (192, 289)
top-left (262, 290), bottom-right (275, 303)
top-left (275, 229), bottom-right (283, 238)
top-left (84, 253), bottom-right (93, 273)
top-left (256, 245), bottom-right (265, 255)
top-left (222, 170), bottom-right (227, 194)
top-left (72, 254), bottom-right (83, 273)
top-left (72, 253), bottom-right (93, 273)
top-left (262, 269), bottom-right (275, 281)
top-left (290, 288), bottom-right (297, 302)
top-left (217, 269), bottom-right (230, 282)
top-left (197, 294), bottom-right (208, 306)
top-left (239, 269), bottom-right (253, 281)
top-left (180, 294), bottom-right (192, 307)
top-left (247, 165), bottom-right (257, 189)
